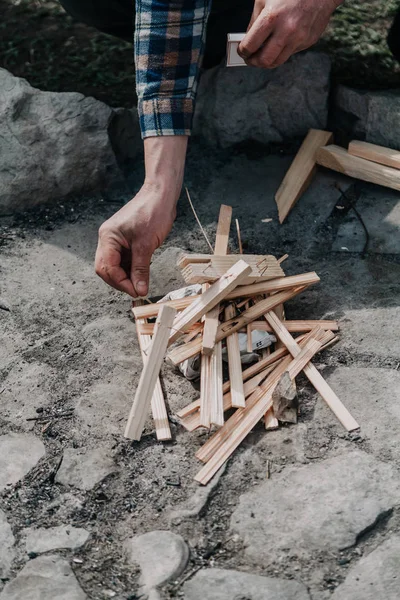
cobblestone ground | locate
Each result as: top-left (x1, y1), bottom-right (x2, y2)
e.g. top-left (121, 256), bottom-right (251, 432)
top-left (1, 143), bottom-right (400, 599)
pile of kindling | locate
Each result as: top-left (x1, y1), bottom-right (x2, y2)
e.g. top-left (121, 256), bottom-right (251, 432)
top-left (125, 205), bottom-right (359, 485)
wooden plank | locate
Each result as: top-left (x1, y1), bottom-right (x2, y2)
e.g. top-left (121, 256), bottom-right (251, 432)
top-left (348, 140), bottom-right (400, 170)
top-left (132, 272), bottom-right (320, 319)
top-left (210, 342), bottom-right (224, 427)
top-left (275, 129), bottom-right (333, 223)
top-left (264, 311), bottom-right (359, 432)
top-left (134, 304), bottom-right (172, 441)
top-left (169, 260), bottom-right (252, 344)
top-left (224, 304), bottom-right (245, 408)
top-left (316, 145), bottom-right (400, 192)
top-left (194, 332), bottom-right (331, 484)
top-left (167, 286), bottom-right (308, 365)
top-left (178, 254), bottom-right (273, 268)
top-left (202, 304), bottom-right (220, 355)
top-left (181, 258), bottom-right (284, 285)
top-left (199, 353), bottom-right (212, 428)
top-left (214, 205), bottom-right (233, 254)
top-left (124, 305), bottom-right (176, 441)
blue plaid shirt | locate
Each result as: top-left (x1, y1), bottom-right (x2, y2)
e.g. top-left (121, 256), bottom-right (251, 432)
top-left (135, 0), bottom-right (211, 138)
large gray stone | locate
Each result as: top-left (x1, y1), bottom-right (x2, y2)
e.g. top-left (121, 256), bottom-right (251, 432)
top-left (332, 188), bottom-right (400, 254)
top-left (334, 85), bottom-right (400, 150)
top-left (193, 52), bottom-right (330, 147)
top-left (183, 568), bottom-right (311, 600)
top-left (0, 511), bottom-right (15, 579)
top-left (331, 536), bottom-right (400, 600)
top-left (0, 555), bottom-right (87, 600)
top-left (0, 68), bottom-right (120, 214)
top-left (125, 531), bottom-right (189, 597)
top-left (0, 433), bottom-right (45, 491)
top-left (230, 451), bottom-right (400, 565)
top-left (315, 367), bottom-right (400, 463)
top-left (55, 447), bottom-right (116, 491)
top-left (23, 525), bottom-right (90, 554)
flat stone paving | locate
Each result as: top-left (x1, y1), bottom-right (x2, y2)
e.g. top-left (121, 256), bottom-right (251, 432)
top-left (1, 149), bottom-right (400, 600)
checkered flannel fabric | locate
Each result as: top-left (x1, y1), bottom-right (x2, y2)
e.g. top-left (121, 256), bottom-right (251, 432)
top-left (135, 0), bottom-right (211, 138)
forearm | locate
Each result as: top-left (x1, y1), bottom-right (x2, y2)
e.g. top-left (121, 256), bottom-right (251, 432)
top-left (143, 135), bottom-right (188, 203)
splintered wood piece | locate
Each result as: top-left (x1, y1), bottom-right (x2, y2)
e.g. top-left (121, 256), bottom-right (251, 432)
top-left (202, 205), bottom-right (232, 355)
top-left (132, 272), bottom-right (320, 319)
top-left (316, 145), bottom-right (400, 192)
top-left (135, 305), bottom-right (172, 441)
top-left (264, 408), bottom-right (279, 430)
top-left (348, 140), bottom-right (400, 171)
top-left (210, 342), bottom-right (224, 427)
top-left (169, 260), bottom-right (252, 344)
top-left (275, 129), bottom-right (333, 223)
top-left (194, 331), bottom-right (331, 484)
top-left (224, 304), bottom-right (245, 408)
top-left (125, 305), bottom-right (176, 441)
top-left (167, 285), bottom-right (308, 366)
top-left (265, 311), bottom-right (359, 431)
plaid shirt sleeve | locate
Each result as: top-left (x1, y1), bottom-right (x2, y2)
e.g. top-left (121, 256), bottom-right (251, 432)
top-left (135, 0), bottom-right (212, 138)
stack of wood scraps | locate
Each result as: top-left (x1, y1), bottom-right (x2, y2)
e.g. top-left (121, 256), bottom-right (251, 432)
top-left (126, 205), bottom-right (360, 485)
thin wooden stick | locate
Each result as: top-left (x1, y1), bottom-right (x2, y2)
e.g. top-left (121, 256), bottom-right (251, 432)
top-left (132, 272), bottom-right (320, 319)
top-left (185, 187), bottom-right (214, 252)
top-left (210, 342), bottom-right (224, 426)
top-left (125, 305), bottom-right (176, 440)
top-left (134, 302), bottom-right (172, 441)
top-left (199, 353), bottom-right (212, 428)
top-left (224, 303), bottom-right (245, 408)
top-left (264, 311), bottom-right (359, 431)
top-left (169, 260), bottom-right (252, 344)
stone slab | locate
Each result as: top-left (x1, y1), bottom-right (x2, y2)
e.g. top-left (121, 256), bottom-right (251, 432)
top-left (125, 531), bottom-right (189, 590)
top-left (0, 555), bottom-right (87, 600)
top-left (331, 536), bottom-right (400, 600)
top-left (23, 525), bottom-right (90, 554)
top-left (315, 367), bottom-right (400, 463)
top-left (230, 451), bottom-right (400, 565)
top-left (332, 188), bottom-right (400, 254)
top-left (55, 447), bottom-right (116, 491)
top-left (183, 568), bottom-right (311, 600)
top-left (0, 434), bottom-right (45, 491)
top-left (0, 510), bottom-right (15, 578)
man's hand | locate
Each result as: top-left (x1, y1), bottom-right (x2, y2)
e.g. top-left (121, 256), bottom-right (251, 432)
top-left (95, 136), bottom-right (187, 298)
top-left (238, 0), bottom-right (342, 69)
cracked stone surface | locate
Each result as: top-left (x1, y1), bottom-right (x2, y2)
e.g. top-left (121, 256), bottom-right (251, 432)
top-left (125, 531), bottom-right (189, 593)
top-left (230, 451), bottom-right (400, 565)
top-left (0, 555), bottom-right (87, 600)
top-left (315, 367), bottom-right (400, 463)
top-left (0, 433), bottom-right (45, 491)
top-left (23, 525), bottom-right (90, 554)
top-left (194, 52), bottom-right (330, 147)
top-left (0, 510), bottom-right (15, 579)
top-left (55, 447), bottom-right (116, 491)
top-left (331, 536), bottom-right (400, 600)
top-left (183, 568), bottom-right (311, 600)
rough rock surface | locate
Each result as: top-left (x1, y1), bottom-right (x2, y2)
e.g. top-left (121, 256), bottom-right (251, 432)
top-left (0, 511), bottom-right (15, 578)
top-left (315, 367), bottom-right (400, 463)
top-left (183, 568), bottom-right (311, 600)
top-left (23, 525), bottom-right (90, 554)
top-left (125, 531), bottom-right (189, 595)
top-left (0, 68), bottom-right (121, 214)
top-left (0, 555), bottom-right (87, 600)
top-left (331, 536), bottom-right (400, 600)
top-left (55, 447), bottom-right (116, 491)
top-left (149, 247), bottom-right (186, 297)
top-left (334, 85), bottom-right (400, 150)
top-left (193, 52), bottom-right (330, 147)
top-left (230, 451), bottom-right (400, 564)
top-left (0, 433), bottom-right (45, 491)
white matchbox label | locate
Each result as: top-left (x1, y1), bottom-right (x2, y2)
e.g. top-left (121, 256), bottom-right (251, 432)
top-left (226, 33), bottom-right (247, 67)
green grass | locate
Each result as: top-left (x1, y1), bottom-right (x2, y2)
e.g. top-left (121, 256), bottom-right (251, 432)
top-left (0, 0), bottom-right (399, 110)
